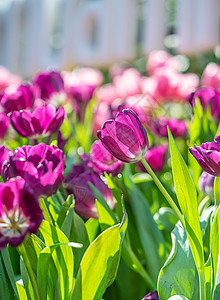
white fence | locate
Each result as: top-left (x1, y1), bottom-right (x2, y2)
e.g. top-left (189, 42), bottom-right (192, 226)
top-left (0, 0), bottom-right (220, 78)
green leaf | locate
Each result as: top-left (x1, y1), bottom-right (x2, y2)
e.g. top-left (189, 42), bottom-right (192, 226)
top-left (0, 251), bottom-right (17, 300)
top-left (39, 220), bottom-right (74, 300)
top-left (85, 218), bottom-right (99, 243)
top-left (168, 129), bottom-right (204, 272)
top-left (16, 282), bottom-right (28, 300)
top-left (20, 258), bottom-right (34, 300)
top-left (61, 206), bottom-right (90, 277)
top-left (37, 243), bottom-right (82, 300)
top-left (210, 205), bottom-right (220, 299)
top-left (71, 224), bottom-right (121, 300)
top-left (1, 247), bottom-right (19, 299)
top-left (214, 177), bottom-right (220, 205)
top-left (122, 165), bottom-right (166, 285)
top-left (154, 207), bottom-right (178, 232)
top-left (158, 221), bottom-right (199, 300)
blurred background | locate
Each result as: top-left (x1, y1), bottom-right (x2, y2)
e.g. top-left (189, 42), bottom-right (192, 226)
top-left (0, 0), bottom-right (220, 78)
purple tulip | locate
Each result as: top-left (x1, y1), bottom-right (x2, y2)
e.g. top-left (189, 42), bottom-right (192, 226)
top-left (0, 84), bottom-right (37, 113)
top-left (189, 136), bottom-right (220, 176)
top-left (65, 164), bottom-right (115, 219)
top-left (199, 171), bottom-right (215, 197)
top-left (97, 108), bottom-right (149, 163)
top-left (142, 291), bottom-right (159, 300)
top-left (69, 84), bottom-right (96, 122)
top-left (33, 70), bottom-right (64, 101)
top-left (188, 87), bottom-right (220, 119)
top-left (10, 104), bottom-right (65, 138)
top-left (2, 143), bottom-right (65, 197)
top-left (89, 140), bottom-right (124, 176)
top-left (0, 177), bottom-right (43, 249)
top-left (0, 146), bottom-right (12, 174)
top-left (137, 144), bottom-right (167, 173)
top-left (0, 112), bottom-right (10, 140)
top-left (149, 117), bottom-right (187, 138)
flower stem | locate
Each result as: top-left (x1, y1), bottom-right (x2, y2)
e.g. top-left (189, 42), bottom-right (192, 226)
top-left (141, 158), bottom-right (185, 229)
top-left (198, 268), bottom-right (206, 300)
top-left (18, 242), bottom-right (41, 300)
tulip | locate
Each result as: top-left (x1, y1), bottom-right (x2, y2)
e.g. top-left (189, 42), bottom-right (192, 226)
top-left (2, 143), bottom-right (65, 197)
top-left (189, 136), bottom-right (220, 176)
top-left (0, 66), bottom-right (21, 94)
top-left (65, 164), bottom-right (115, 219)
top-left (137, 144), bottom-right (167, 173)
top-left (33, 70), bottom-right (64, 101)
top-left (89, 140), bottom-right (124, 176)
top-left (0, 112), bottom-right (10, 140)
top-left (0, 84), bottom-right (37, 113)
top-left (70, 84), bottom-right (96, 122)
top-left (142, 291), bottom-right (159, 300)
top-left (149, 117), bottom-right (187, 138)
top-left (0, 146), bottom-right (12, 174)
top-left (201, 62), bottom-right (220, 89)
top-left (97, 108), bottom-right (149, 163)
top-left (198, 171), bottom-right (215, 197)
top-left (0, 177), bottom-right (43, 249)
top-left (147, 50), bottom-right (181, 75)
top-left (10, 104), bottom-right (65, 138)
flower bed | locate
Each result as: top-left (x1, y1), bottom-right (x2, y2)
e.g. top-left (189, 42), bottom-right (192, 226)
top-left (0, 51), bottom-right (220, 300)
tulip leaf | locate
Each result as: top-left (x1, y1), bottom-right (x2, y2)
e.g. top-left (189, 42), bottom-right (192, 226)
top-left (210, 205), bottom-right (220, 300)
top-left (39, 220), bottom-right (74, 300)
top-left (61, 206), bottom-right (90, 277)
top-left (20, 258), bottom-right (35, 300)
top-left (71, 224), bottom-right (122, 300)
top-left (16, 283), bottom-right (28, 300)
top-left (168, 129), bottom-right (204, 273)
top-left (37, 243), bottom-right (82, 300)
top-left (123, 165), bottom-right (166, 285)
top-left (214, 177), bottom-right (220, 205)
top-left (0, 251), bottom-right (18, 300)
top-left (167, 296), bottom-right (189, 300)
top-left (158, 221), bottom-right (199, 300)
top-left (1, 247), bottom-right (19, 299)
top-left (85, 218), bottom-right (99, 243)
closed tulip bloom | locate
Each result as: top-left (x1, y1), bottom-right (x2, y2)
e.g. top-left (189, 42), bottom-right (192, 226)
top-left (189, 136), bottom-right (220, 176)
top-left (149, 117), bottom-right (187, 138)
top-left (97, 108), bottom-right (149, 163)
top-left (33, 70), bottom-right (64, 101)
top-left (65, 165), bottom-right (115, 219)
top-left (137, 144), bottom-right (167, 173)
top-left (90, 140), bottom-right (124, 176)
top-left (2, 143), bottom-right (65, 197)
top-left (0, 177), bottom-right (43, 249)
top-left (187, 87), bottom-right (216, 109)
top-left (10, 104), bottom-right (65, 138)
top-left (0, 84), bottom-right (37, 113)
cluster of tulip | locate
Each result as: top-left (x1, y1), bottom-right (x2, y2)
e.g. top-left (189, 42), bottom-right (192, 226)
top-left (1, 50), bottom-right (220, 300)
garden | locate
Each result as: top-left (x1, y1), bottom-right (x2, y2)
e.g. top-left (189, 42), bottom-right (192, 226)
top-left (0, 50), bottom-right (220, 300)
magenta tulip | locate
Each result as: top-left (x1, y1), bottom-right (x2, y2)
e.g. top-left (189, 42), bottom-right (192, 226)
top-left (2, 143), bottom-right (65, 197)
top-left (33, 70), bottom-right (64, 101)
top-left (189, 136), bottom-right (220, 176)
top-left (89, 140), bottom-right (124, 176)
top-left (65, 164), bottom-right (115, 219)
top-left (10, 104), bottom-right (65, 138)
top-left (149, 117), bottom-right (187, 138)
top-left (0, 84), bottom-right (37, 113)
top-left (138, 144), bottom-right (167, 173)
top-left (97, 108), bottom-right (149, 163)
top-left (0, 177), bottom-right (43, 249)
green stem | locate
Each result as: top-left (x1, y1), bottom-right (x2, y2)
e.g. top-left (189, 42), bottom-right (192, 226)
top-left (141, 158), bottom-right (186, 230)
top-left (198, 268), bottom-right (206, 300)
top-left (18, 242), bottom-right (40, 300)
